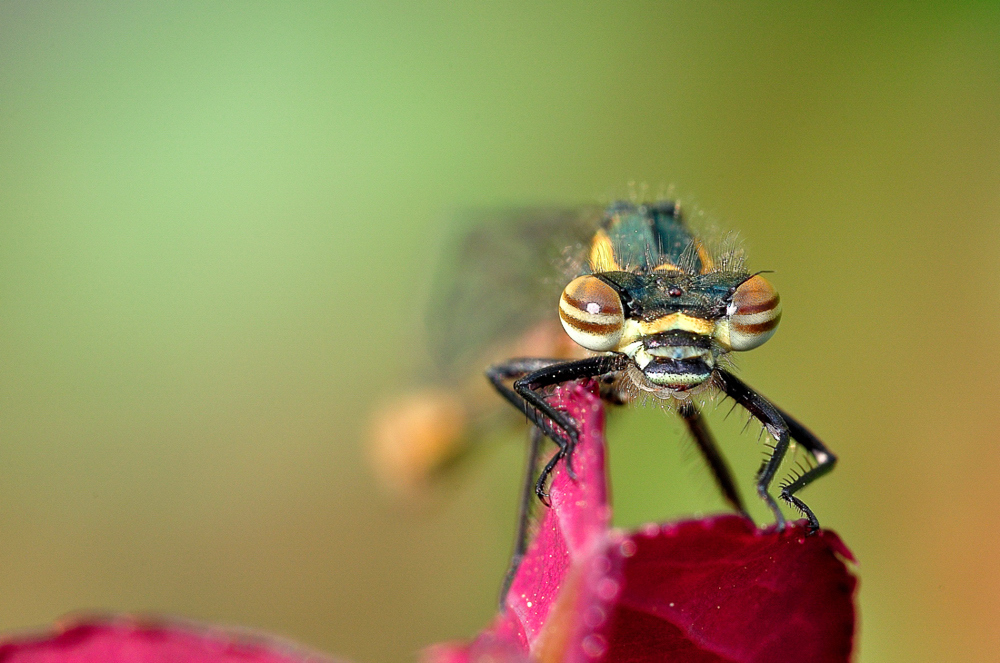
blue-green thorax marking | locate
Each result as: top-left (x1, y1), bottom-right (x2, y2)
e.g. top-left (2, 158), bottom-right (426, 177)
top-left (600, 201), bottom-right (707, 273)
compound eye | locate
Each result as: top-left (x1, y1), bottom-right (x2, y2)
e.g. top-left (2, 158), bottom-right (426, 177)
top-left (726, 274), bottom-right (782, 351)
top-left (559, 275), bottom-right (625, 352)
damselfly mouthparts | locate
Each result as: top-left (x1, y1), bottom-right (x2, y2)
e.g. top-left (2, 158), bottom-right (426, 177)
top-left (485, 201), bottom-right (835, 536)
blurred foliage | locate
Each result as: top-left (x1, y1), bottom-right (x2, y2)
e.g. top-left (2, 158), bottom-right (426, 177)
top-left (1, 3), bottom-right (998, 662)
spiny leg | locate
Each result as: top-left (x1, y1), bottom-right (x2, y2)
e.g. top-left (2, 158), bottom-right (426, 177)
top-left (677, 403), bottom-right (749, 516)
top-left (515, 355), bottom-right (627, 493)
top-left (715, 369), bottom-right (791, 531)
top-left (487, 358), bottom-right (573, 498)
top-left (499, 426), bottom-right (543, 610)
top-left (487, 358), bottom-right (575, 498)
top-left (487, 355), bottom-right (627, 499)
top-left (772, 404), bottom-right (837, 533)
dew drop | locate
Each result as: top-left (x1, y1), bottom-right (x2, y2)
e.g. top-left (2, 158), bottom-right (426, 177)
top-left (581, 634), bottom-right (607, 658)
top-left (619, 539), bottom-right (637, 558)
top-left (584, 606), bottom-right (606, 629)
top-left (596, 578), bottom-right (620, 601)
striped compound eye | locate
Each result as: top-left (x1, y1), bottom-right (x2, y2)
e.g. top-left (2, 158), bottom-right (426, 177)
top-left (720, 274), bottom-right (782, 351)
top-left (559, 275), bottom-right (625, 352)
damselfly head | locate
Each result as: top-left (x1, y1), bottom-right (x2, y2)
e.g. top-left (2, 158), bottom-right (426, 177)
top-left (558, 203), bottom-right (782, 393)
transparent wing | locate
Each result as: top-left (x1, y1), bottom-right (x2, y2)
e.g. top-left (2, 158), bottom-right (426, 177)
top-left (425, 206), bottom-right (604, 381)
top-left (368, 206), bottom-right (603, 498)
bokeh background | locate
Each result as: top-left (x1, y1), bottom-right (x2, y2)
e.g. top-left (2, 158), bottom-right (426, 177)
top-left (1, 3), bottom-right (998, 662)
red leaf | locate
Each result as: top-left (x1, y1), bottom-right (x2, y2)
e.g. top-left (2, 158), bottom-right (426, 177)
top-left (425, 382), bottom-right (857, 663)
top-left (0, 615), bottom-right (347, 663)
top-left (601, 517), bottom-right (856, 663)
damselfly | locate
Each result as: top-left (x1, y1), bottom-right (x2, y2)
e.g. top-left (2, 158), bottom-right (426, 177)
top-left (370, 201), bottom-right (835, 541)
top-left (485, 201), bottom-right (835, 535)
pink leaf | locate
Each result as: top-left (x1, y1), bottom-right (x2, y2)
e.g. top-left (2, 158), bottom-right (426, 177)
top-left (425, 381), bottom-right (857, 663)
top-left (426, 381), bottom-right (613, 663)
top-left (0, 615), bottom-right (347, 663)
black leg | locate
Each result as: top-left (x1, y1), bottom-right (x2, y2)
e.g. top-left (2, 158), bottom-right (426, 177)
top-left (715, 369), bottom-right (835, 534)
top-left (714, 369), bottom-right (790, 531)
top-left (499, 426), bottom-right (543, 610)
top-left (772, 404), bottom-right (837, 532)
top-left (486, 358), bottom-right (573, 469)
top-left (487, 355), bottom-right (627, 500)
top-left (677, 403), bottom-right (749, 516)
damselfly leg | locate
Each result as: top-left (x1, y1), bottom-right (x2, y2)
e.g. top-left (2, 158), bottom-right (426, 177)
top-left (678, 402), bottom-right (749, 516)
top-left (487, 355), bottom-right (626, 500)
top-left (498, 426), bottom-right (543, 609)
top-left (715, 369), bottom-right (836, 533)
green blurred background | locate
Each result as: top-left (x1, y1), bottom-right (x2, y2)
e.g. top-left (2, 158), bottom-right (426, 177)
top-left (1, 3), bottom-right (998, 662)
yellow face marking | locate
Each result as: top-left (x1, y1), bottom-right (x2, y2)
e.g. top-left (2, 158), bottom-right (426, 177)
top-left (615, 313), bottom-right (715, 351)
top-left (638, 313), bottom-right (715, 336)
top-left (588, 229), bottom-right (621, 272)
top-left (652, 263), bottom-right (682, 272)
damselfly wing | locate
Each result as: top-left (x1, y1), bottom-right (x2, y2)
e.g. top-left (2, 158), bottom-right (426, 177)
top-left (368, 207), bottom-right (600, 497)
